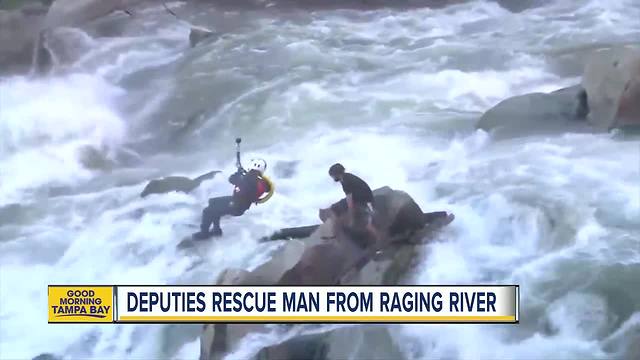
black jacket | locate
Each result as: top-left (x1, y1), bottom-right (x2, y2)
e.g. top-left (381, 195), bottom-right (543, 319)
top-left (228, 169), bottom-right (262, 210)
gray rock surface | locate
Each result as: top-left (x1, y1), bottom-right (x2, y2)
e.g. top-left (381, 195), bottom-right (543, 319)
top-left (582, 46), bottom-right (640, 129)
top-left (476, 85), bottom-right (591, 139)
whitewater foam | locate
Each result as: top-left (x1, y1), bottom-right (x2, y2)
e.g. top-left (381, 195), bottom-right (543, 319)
top-left (1, 0), bottom-right (639, 359)
top-left (0, 74), bottom-right (126, 203)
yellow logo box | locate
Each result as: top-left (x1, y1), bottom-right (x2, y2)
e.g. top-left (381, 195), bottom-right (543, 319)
top-left (48, 286), bottom-right (114, 323)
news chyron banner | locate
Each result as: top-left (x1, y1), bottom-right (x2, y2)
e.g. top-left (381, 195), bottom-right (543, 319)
top-left (49, 285), bottom-right (519, 324)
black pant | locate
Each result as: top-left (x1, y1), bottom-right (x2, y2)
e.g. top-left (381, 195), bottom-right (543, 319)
top-left (200, 196), bottom-right (248, 233)
top-left (330, 198), bottom-right (373, 228)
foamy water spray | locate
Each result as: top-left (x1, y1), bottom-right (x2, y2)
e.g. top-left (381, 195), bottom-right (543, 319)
top-left (1, 0), bottom-right (639, 359)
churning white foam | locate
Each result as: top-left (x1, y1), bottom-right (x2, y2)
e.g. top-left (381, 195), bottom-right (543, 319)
top-left (0, 74), bottom-right (127, 203)
top-left (1, 0), bottom-right (639, 359)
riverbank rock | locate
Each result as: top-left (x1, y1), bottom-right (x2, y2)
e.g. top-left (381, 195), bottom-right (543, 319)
top-left (475, 84), bottom-right (590, 138)
top-left (582, 46), bottom-right (640, 129)
top-left (199, 186), bottom-right (455, 360)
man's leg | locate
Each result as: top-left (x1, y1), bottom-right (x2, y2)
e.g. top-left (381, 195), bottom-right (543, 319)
top-left (365, 220), bottom-right (382, 248)
top-left (347, 204), bottom-right (377, 248)
top-left (199, 206), bottom-right (214, 233)
top-left (364, 202), bottom-right (382, 245)
top-left (210, 196), bottom-right (238, 236)
top-left (195, 196), bottom-right (233, 239)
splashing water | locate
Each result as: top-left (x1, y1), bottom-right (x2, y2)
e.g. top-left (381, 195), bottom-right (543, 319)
top-left (1, 0), bottom-right (639, 359)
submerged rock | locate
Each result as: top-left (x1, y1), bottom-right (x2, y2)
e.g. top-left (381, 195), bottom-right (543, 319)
top-left (0, 203), bottom-right (42, 226)
top-left (189, 27), bottom-right (215, 48)
top-left (199, 186), bottom-right (454, 360)
top-left (32, 353), bottom-right (62, 360)
top-left (76, 145), bottom-right (116, 171)
top-left (273, 160), bottom-right (299, 179)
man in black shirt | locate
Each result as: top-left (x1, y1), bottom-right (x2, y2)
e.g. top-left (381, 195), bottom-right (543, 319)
top-left (323, 163), bottom-right (379, 245)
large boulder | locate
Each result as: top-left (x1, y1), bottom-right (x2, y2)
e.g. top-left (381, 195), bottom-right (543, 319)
top-left (475, 85), bottom-right (590, 139)
top-left (200, 239), bottom-right (309, 360)
top-left (582, 46), bottom-right (640, 129)
top-left (199, 187), bottom-right (455, 360)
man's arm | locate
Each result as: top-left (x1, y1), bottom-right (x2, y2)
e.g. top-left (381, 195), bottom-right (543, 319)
top-left (345, 193), bottom-right (355, 226)
top-left (228, 168), bottom-right (246, 185)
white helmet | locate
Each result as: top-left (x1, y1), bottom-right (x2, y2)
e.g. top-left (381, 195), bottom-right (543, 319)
top-left (248, 158), bottom-right (267, 174)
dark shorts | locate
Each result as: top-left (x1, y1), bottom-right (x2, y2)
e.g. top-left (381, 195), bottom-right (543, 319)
top-left (330, 199), bottom-right (373, 228)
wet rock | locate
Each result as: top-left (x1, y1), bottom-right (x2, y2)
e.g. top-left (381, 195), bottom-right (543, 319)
top-left (189, 27), bottom-right (215, 48)
top-left (200, 0), bottom-right (465, 11)
top-left (617, 70), bottom-right (640, 128)
top-left (140, 170), bottom-right (221, 197)
top-left (582, 46), bottom-right (640, 129)
top-left (201, 241), bottom-right (307, 360)
top-left (255, 326), bottom-right (404, 360)
top-left (0, 8), bottom-right (46, 74)
top-left (476, 85), bottom-right (591, 139)
top-left (262, 225), bottom-right (320, 241)
top-left (44, 0), bottom-right (142, 29)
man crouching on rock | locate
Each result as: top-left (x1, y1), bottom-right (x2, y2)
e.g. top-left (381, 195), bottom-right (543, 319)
top-left (320, 163), bottom-right (380, 246)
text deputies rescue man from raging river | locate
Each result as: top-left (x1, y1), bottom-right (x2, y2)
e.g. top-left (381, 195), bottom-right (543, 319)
top-left (125, 290), bottom-right (498, 314)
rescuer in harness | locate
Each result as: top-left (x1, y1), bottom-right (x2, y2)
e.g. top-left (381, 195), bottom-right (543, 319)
top-left (193, 138), bottom-right (274, 239)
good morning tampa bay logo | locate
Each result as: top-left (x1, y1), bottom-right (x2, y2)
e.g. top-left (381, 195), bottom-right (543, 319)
top-left (48, 287), bottom-right (113, 323)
